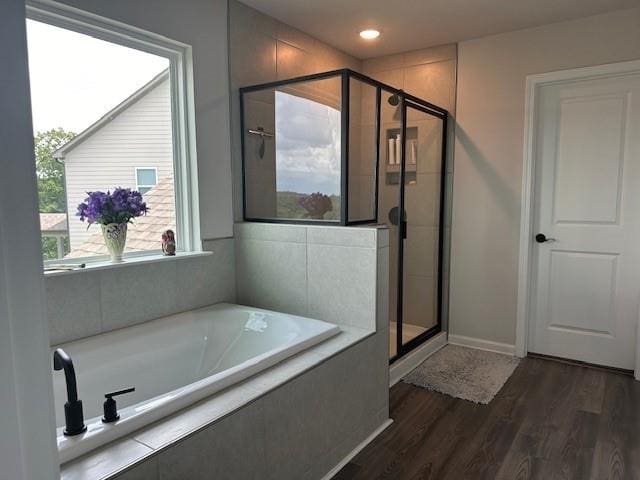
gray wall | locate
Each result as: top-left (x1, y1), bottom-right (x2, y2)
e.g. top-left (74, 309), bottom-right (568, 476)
top-left (449, 7), bottom-right (640, 346)
top-left (54, 0), bottom-right (234, 241)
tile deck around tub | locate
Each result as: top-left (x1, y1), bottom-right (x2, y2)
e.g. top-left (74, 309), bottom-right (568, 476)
top-left (60, 325), bottom-right (373, 480)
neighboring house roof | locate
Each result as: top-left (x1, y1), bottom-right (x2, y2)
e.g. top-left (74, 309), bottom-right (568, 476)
top-left (52, 69), bottom-right (169, 160)
top-left (40, 213), bottom-right (68, 234)
top-left (66, 176), bottom-right (176, 258)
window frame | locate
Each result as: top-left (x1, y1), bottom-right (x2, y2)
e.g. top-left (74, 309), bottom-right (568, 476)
top-left (135, 167), bottom-right (159, 194)
top-left (27, 0), bottom-right (200, 269)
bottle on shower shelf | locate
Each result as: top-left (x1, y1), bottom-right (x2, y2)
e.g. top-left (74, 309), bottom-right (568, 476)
top-left (410, 139), bottom-right (417, 165)
top-left (388, 137), bottom-right (396, 165)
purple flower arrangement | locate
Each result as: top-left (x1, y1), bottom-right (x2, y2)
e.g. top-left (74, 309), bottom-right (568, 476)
top-left (77, 188), bottom-right (148, 226)
top-left (298, 192), bottom-right (333, 219)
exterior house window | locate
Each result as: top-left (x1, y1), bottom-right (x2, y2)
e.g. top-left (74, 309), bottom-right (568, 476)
top-left (136, 168), bottom-right (158, 195)
top-left (26, 2), bottom-right (198, 266)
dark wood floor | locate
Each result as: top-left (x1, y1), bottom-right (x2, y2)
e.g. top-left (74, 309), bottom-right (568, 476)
top-left (334, 357), bottom-right (640, 480)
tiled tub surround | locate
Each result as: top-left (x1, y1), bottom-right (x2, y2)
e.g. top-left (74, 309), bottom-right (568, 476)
top-left (45, 238), bottom-right (235, 345)
top-left (53, 303), bottom-right (340, 463)
top-left (59, 224), bottom-right (390, 479)
top-left (62, 327), bottom-right (383, 480)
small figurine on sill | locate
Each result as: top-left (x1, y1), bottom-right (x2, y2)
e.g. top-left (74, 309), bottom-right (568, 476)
top-left (162, 229), bottom-right (176, 256)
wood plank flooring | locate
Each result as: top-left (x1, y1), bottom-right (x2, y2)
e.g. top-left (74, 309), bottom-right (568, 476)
top-left (333, 357), bottom-right (640, 480)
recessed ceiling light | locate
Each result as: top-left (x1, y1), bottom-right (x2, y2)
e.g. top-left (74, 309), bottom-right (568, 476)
top-left (359, 29), bottom-right (380, 40)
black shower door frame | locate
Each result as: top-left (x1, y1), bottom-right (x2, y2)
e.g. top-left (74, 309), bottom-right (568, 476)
top-left (390, 97), bottom-right (448, 363)
top-left (239, 68), bottom-right (447, 226)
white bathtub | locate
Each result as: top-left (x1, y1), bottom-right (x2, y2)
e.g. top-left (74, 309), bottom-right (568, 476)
top-left (52, 303), bottom-right (340, 463)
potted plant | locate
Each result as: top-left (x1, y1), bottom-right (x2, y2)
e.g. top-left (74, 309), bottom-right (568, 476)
top-left (298, 192), bottom-right (333, 220)
top-left (77, 188), bottom-right (148, 263)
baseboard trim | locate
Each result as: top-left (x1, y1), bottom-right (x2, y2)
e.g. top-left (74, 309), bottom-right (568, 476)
top-left (448, 334), bottom-right (515, 355)
top-left (321, 419), bottom-right (393, 480)
top-left (389, 332), bottom-right (448, 386)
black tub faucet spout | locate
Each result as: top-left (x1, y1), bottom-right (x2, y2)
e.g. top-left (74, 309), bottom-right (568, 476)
top-left (53, 348), bottom-right (87, 436)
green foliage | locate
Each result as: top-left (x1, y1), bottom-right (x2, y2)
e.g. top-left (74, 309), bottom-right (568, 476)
top-left (41, 236), bottom-right (69, 261)
top-left (34, 128), bottom-right (75, 213)
top-left (276, 191), bottom-right (340, 221)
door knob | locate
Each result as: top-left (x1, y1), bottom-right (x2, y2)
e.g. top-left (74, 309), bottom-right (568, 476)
top-left (535, 233), bottom-right (556, 243)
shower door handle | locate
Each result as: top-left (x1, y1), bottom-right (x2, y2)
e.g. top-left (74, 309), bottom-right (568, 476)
top-left (388, 207), bottom-right (408, 239)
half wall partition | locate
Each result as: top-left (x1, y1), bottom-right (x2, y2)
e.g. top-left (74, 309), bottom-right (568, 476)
top-left (240, 69), bottom-right (449, 362)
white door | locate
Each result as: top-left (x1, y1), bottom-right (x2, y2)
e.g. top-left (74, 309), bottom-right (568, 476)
top-left (529, 71), bottom-right (640, 370)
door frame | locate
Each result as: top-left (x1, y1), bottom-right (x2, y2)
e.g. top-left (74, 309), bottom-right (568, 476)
top-left (0, 0), bottom-right (61, 477)
top-left (515, 59), bottom-right (640, 379)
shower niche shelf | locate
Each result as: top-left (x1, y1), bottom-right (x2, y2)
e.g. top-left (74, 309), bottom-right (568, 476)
top-left (385, 126), bottom-right (418, 185)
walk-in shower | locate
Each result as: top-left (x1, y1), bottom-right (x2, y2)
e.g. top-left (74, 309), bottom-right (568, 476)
top-left (239, 69), bottom-right (448, 362)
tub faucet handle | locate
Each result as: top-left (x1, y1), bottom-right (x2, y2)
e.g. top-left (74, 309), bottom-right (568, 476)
top-left (53, 348), bottom-right (87, 436)
top-left (102, 387), bottom-right (135, 423)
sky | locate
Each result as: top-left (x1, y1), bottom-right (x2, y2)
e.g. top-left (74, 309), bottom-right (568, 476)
top-left (26, 19), bottom-right (169, 135)
top-left (275, 91), bottom-right (341, 196)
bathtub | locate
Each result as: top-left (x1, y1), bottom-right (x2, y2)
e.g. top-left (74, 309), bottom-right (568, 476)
top-left (52, 303), bottom-right (340, 463)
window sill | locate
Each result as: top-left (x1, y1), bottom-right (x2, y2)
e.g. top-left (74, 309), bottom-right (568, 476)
top-left (43, 251), bottom-right (212, 277)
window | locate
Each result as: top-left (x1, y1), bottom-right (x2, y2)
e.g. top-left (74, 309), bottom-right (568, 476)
top-left (135, 167), bottom-right (158, 194)
top-left (274, 91), bottom-right (341, 220)
top-left (242, 76), bottom-right (344, 222)
top-left (26, 2), bottom-right (198, 266)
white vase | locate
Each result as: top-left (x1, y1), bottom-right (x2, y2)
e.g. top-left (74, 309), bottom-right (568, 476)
top-left (101, 223), bottom-right (128, 263)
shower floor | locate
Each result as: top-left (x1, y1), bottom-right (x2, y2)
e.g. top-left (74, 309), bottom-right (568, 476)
top-left (389, 321), bottom-right (427, 358)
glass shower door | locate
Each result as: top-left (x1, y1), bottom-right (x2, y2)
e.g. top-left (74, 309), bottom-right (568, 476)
top-left (378, 89), bottom-right (403, 358)
top-left (395, 100), bottom-right (446, 356)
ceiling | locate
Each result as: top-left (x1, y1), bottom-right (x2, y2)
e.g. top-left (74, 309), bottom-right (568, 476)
top-left (239, 0), bottom-right (640, 59)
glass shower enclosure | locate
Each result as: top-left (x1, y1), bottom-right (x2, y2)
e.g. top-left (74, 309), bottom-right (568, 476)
top-left (239, 69), bottom-right (448, 362)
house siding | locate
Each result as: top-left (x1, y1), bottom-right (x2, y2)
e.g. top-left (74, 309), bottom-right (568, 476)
top-left (64, 78), bottom-right (173, 250)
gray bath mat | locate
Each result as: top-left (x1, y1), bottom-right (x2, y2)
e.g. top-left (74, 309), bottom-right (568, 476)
top-left (403, 345), bottom-right (520, 404)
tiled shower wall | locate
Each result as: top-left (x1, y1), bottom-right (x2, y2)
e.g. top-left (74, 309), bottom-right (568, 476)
top-left (363, 45), bottom-right (457, 331)
top-left (228, 0), bottom-right (362, 221)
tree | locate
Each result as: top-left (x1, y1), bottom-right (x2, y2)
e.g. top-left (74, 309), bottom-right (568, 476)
top-left (41, 236), bottom-right (69, 261)
top-left (34, 128), bottom-right (75, 213)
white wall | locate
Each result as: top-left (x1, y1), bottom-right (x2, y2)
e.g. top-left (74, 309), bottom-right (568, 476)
top-left (0, 1), bottom-right (60, 477)
top-left (64, 78), bottom-right (173, 249)
top-left (56, 0), bottom-right (233, 241)
top-left (450, 7), bottom-right (640, 345)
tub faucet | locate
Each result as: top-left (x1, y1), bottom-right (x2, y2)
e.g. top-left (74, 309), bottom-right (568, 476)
top-left (53, 348), bottom-right (87, 436)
